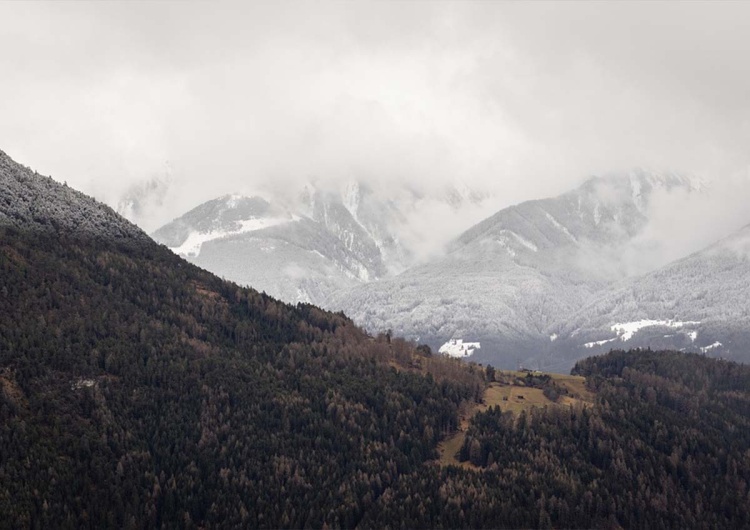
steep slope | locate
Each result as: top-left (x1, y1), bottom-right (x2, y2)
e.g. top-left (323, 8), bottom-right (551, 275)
top-left (0, 149), bottom-right (148, 241)
top-left (555, 223), bottom-right (750, 365)
top-left (0, 149), bottom-right (484, 528)
top-left (327, 169), bottom-right (700, 369)
top-left (152, 190), bottom-right (379, 304)
top-left (3, 149), bottom-right (749, 528)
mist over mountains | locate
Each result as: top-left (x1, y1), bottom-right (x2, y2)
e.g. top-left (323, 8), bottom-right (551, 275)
top-left (6, 144), bottom-right (750, 528)
top-left (147, 167), bottom-right (750, 371)
top-left (556, 222), bottom-right (750, 365)
top-left (0, 148), bottom-right (489, 527)
top-left (150, 179), bottom-right (498, 306)
top-left (5, 3), bottom-right (750, 527)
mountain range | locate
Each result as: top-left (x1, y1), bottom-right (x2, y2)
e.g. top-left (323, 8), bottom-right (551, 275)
top-left (327, 170), bottom-right (702, 367)
top-left (553, 222), bottom-right (750, 367)
top-left (151, 180), bottom-right (494, 306)
top-left (3, 147), bottom-right (750, 528)
top-left (0, 147), bottom-right (483, 527)
top-left (151, 167), bottom-right (749, 371)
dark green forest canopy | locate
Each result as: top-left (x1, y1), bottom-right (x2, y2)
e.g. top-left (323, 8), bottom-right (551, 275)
top-left (4, 219), bottom-right (750, 529)
top-left (0, 225), bottom-right (485, 529)
top-left (1, 147), bottom-right (750, 529)
top-left (411, 349), bottom-right (750, 530)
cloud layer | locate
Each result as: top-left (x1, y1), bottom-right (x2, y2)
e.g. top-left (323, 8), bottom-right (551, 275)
top-left (1, 2), bottom-right (749, 235)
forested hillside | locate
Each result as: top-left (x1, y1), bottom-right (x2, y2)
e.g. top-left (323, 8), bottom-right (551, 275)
top-left (0, 223), bottom-right (491, 528)
top-left (0, 151), bottom-right (485, 528)
top-left (2, 148), bottom-right (750, 529)
top-left (362, 350), bottom-right (750, 529)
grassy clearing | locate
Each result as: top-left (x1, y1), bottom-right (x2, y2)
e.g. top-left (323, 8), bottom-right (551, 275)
top-left (437, 370), bottom-right (595, 468)
top-left (436, 430), bottom-right (476, 470)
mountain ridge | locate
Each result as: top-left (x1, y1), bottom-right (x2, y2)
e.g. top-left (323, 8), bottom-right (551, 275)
top-left (553, 221), bottom-right (750, 365)
top-left (326, 168), bottom-right (706, 369)
top-left (0, 148), bottom-right (148, 242)
top-left (0, 147), bottom-right (485, 528)
top-left (151, 179), bottom-right (496, 305)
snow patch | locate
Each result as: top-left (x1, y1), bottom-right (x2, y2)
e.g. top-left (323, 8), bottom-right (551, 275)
top-left (584, 338), bottom-right (617, 349)
top-left (611, 319), bottom-right (701, 341)
top-left (225, 194), bottom-right (244, 209)
top-left (700, 341), bottom-right (722, 353)
top-left (544, 212), bottom-right (576, 242)
top-left (352, 260), bottom-right (371, 282)
top-left (496, 238), bottom-right (516, 257)
top-left (496, 230), bottom-right (538, 254)
top-left (295, 288), bottom-right (311, 304)
top-left (439, 339), bottom-right (481, 358)
top-left (170, 216), bottom-right (294, 257)
top-left (71, 378), bottom-right (95, 390)
top-left (343, 181), bottom-right (361, 221)
top-left (508, 231), bottom-right (538, 252)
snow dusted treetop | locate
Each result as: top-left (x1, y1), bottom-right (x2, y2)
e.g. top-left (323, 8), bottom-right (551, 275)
top-left (0, 149), bottom-right (148, 241)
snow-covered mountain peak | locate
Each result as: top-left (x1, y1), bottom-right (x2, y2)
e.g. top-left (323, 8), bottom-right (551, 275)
top-left (224, 193), bottom-right (246, 209)
top-left (447, 169), bottom-right (694, 259)
top-left (151, 194), bottom-right (296, 257)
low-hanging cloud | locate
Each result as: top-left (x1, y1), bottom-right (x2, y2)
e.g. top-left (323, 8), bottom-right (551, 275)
top-left (1, 1), bottom-right (749, 242)
top-left (628, 171), bottom-right (750, 273)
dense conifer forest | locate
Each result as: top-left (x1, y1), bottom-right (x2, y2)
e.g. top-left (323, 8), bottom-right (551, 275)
top-left (2, 152), bottom-right (750, 528)
top-left (0, 225), bottom-right (485, 528)
top-left (365, 350), bottom-right (750, 529)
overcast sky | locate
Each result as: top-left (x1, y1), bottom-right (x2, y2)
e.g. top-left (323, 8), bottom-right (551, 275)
top-left (1, 1), bottom-right (750, 234)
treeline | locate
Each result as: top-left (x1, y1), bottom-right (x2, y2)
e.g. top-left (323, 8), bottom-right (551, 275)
top-left (0, 226), bottom-right (484, 529)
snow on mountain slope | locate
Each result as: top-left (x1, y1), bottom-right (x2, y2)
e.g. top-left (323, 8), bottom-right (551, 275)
top-left (151, 179), bottom-right (496, 306)
top-left (326, 169), bottom-right (702, 370)
top-left (189, 218), bottom-right (364, 304)
top-left (169, 215), bottom-right (295, 257)
top-left (151, 191), bottom-right (380, 305)
top-left (152, 195), bottom-right (287, 254)
top-left (555, 223), bottom-right (750, 365)
top-left (305, 187), bottom-right (387, 281)
top-left (439, 339), bottom-right (481, 358)
top-left (0, 149), bottom-right (148, 241)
